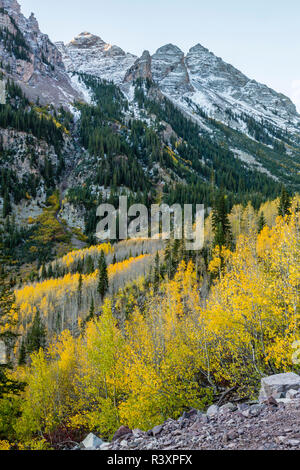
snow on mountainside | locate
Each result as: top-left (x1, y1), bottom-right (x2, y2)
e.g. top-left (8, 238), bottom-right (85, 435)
top-left (58, 32), bottom-right (300, 136)
top-left (56, 32), bottom-right (137, 85)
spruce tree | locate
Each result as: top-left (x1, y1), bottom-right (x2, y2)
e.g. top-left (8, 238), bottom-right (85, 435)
top-left (18, 339), bottom-right (26, 366)
top-left (26, 310), bottom-right (46, 355)
top-left (212, 191), bottom-right (232, 248)
top-left (85, 255), bottom-right (94, 274)
top-left (278, 187), bottom-right (292, 217)
top-left (87, 298), bottom-right (95, 321)
top-left (98, 251), bottom-right (109, 301)
top-left (41, 264), bottom-right (47, 280)
top-left (2, 191), bottom-right (11, 218)
top-left (257, 212), bottom-right (266, 233)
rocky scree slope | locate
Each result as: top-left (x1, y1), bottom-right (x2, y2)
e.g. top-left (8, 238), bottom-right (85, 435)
top-left (77, 373), bottom-right (300, 451)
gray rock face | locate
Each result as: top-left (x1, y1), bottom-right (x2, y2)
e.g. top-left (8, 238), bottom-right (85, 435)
top-left (56, 32), bottom-right (136, 85)
top-left (151, 44), bottom-right (193, 95)
top-left (81, 433), bottom-right (103, 449)
top-left (57, 29), bottom-right (300, 136)
top-left (124, 50), bottom-right (152, 82)
top-left (259, 373), bottom-right (300, 401)
top-left (0, 0), bottom-right (82, 107)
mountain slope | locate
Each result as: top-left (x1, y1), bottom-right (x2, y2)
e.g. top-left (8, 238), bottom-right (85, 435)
top-left (0, 0), bottom-right (299, 276)
top-left (56, 31), bottom-right (300, 190)
top-left (0, 0), bottom-right (82, 107)
top-left (58, 32), bottom-right (300, 137)
top-left (56, 32), bottom-right (137, 85)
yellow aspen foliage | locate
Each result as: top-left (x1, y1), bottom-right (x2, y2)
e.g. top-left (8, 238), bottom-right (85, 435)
top-left (14, 254), bottom-right (151, 339)
top-left (13, 205), bottom-right (300, 442)
top-left (0, 440), bottom-right (10, 450)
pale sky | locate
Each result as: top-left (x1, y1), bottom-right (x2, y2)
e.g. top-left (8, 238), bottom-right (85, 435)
top-left (18, 0), bottom-right (300, 111)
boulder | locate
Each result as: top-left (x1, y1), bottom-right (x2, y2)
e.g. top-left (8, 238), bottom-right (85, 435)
top-left (219, 403), bottom-right (237, 414)
top-left (112, 425), bottom-right (132, 442)
top-left (81, 433), bottom-right (103, 449)
top-left (259, 373), bottom-right (300, 402)
top-left (207, 405), bottom-right (219, 417)
top-left (152, 425), bottom-right (163, 437)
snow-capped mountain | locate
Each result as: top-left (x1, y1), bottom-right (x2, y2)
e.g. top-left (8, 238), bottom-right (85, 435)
top-left (56, 32), bottom-right (137, 86)
top-left (58, 32), bottom-right (300, 136)
top-left (0, 0), bottom-right (82, 106)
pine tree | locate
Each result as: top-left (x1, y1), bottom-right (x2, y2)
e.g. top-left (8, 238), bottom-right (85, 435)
top-left (278, 187), bottom-right (292, 217)
top-left (98, 251), bottom-right (109, 301)
top-left (87, 298), bottom-right (95, 321)
top-left (2, 191), bottom-right (11, 218)
top-left (85, 255), bottom-right (94, 274)
top-left (47, 264), bottom-right (53, 279)
top-left (41, 264), bottom-right (47, 280)
top-left (18, 338), bottom-right (26, 366)
top-left (212, 191), bottom-right (232, 248)
top-left (26, 310), bottom-right (46, 355)
top-left (257, 212), bottom-right (266, 233)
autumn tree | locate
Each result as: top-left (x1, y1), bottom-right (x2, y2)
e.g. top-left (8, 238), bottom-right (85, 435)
top-left (0, 264), bottom-right (23, 398)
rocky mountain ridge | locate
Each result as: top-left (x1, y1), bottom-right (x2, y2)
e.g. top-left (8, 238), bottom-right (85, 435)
top-left (57, 31), bottom-right (300, 136)
top-left (0, 0), bottom-right (82, 106)
top-left (56, 32), bottom-right (137, 86)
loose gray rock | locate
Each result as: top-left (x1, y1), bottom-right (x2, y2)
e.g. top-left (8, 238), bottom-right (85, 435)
top-left (152, 425), bottom-right (163, 436)
top-left (250, 404), bottom-right (264, 416)
top-left (207, 405), bottom-right (219, 417)
top-left (286, 389), bottom-right (299, 399)
top-left (81, 433), bottom-right (103, 449)
top-left (112, 425), bottom-right (132, 441)
top-left (259, 373), bottom-right (300, 402)
top-left (220, 403), bottom-right (237, 413)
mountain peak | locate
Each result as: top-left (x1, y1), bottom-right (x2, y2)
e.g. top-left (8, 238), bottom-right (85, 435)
top-left (188, 43), bottom-right (210, 54)
top-left (154, 43), bottom-right (184, 57)
top-left (68, 32), bottom-right (107, 48)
